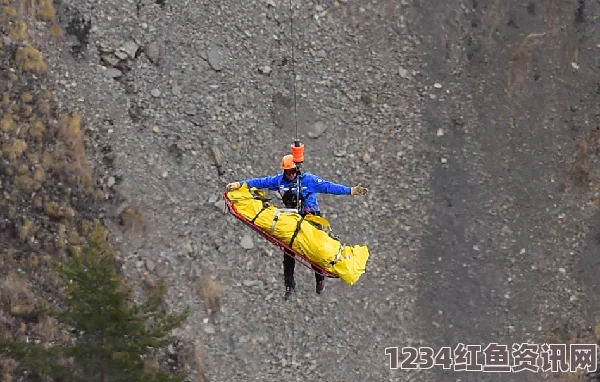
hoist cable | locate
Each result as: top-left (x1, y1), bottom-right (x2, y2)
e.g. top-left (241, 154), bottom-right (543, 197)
top-left (288, 0), bottom-right (299, 140)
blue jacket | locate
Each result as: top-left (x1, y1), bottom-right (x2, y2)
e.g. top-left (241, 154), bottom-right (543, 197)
top-left (240, 172), bottom-right (351, 213)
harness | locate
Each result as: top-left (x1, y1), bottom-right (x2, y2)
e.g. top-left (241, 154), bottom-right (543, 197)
top-left (281, 175), bottom-right (308, 211)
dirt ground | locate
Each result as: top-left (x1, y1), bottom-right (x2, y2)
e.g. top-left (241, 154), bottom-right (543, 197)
top-left (412, 0), bottom-right (600, 381)
top-left (7, 0), bottom-right (600, 381)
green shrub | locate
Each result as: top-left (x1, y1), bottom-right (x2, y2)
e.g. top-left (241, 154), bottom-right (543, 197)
top-left (0, 221), bottom-right (189, 382)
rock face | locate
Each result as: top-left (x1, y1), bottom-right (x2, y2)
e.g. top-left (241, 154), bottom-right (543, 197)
top-left (206, 46), bottom-right (223, 71)
top-left (24, 0), bottom-right (598, 381)
top-left (410, 2), bottom-right (599, 382)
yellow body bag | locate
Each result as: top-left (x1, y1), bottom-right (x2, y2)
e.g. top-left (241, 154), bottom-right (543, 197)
top-left (225, 183), bottom-right (369, 285)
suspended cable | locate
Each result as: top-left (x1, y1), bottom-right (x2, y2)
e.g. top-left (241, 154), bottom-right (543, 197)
top-left (288, 0), bottom-right (299, 140)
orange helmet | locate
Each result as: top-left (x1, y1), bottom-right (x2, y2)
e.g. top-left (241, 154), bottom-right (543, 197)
top-left (281, 154), bottom-right (296, 170)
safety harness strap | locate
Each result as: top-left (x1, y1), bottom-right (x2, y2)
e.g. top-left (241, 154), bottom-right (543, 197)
top-left (270, 212), bottom-right (281, 235)
top-left (250, 189), bottom-right (270, 203)
top-left (250, 205), bottom-right (269, 224)
top-left (288, 216), bottom-right (304, 248)
top-left (327, 243), bottom-right (344, 267)
top-left (270, 208), bottom-right (301, 235)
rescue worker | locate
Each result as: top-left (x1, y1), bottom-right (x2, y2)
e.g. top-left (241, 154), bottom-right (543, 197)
top-left (226, 154), bottom-right (368, 300)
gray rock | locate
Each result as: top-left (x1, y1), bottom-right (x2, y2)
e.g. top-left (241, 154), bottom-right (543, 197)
top-left (207, 46), bottom-right (223, 71)
top-left (98, 43), bottom-right (114, 54)
top-left (240, 234), bottom-right (254, 250)
top-left (172, 84), bottom-right (181, 96)
top-left (211, 145), bottom-right (224, 175)
top-left (114, 51), bottom-right (129, 61)
top-left (101, 54), bottom-right (121, 67)
top-left (307, 121), bottom-right (327, 138)
top-left (121, 40), bottom-right (139, 59)
top-left (107, 176), bottom-right (116, 187)
top-left (151, 89), bottom-right (161, 98)
top-left (214, 199), bottom-right (225, 211)
top-left (104, 68), bottom-right (123, 79)
top-left (184, 104), bottom-right (197, 116)
top-left (399, 66), bottom-right (409, 78)
top-left (145, 42), bottom-right (161, 64)
top-left (145, 259), bottom-right (155, 272)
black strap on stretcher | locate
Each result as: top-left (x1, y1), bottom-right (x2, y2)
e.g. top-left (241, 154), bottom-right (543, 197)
top-left (288, 216), bottom-right (304, 248)
top-left (247, 195), bottom-right (343, 268)
top-left (287, 215), bottom-right (343, 267)
top-left (250, 205), bottom-right (269, 224)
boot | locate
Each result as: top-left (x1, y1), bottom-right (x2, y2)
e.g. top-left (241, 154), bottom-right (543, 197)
top-left (284, 286), bottom-right (295, 300)
top-left (284, 281), bottom-right (296, 301)
top-left (316, 279), bottom-right (324, 294)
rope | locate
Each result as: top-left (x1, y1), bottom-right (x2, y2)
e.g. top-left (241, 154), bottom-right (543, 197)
top-left (288, 0), bottom-right (299, 140)
top-left (288, 0), bottom-right (302, 213)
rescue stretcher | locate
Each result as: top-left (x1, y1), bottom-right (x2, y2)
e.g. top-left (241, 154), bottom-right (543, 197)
top-left (222, 141), bottom-right (369, 285)
top-left (223, 190), bottom-right (338, 278)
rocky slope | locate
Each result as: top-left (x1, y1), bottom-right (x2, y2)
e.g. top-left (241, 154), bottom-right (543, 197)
top-left (4, 0), bottom-right (600, 381)
top-left (29, 0), bottom-right (429, 381)
top-left (411, 1), bottom-right (600, 381)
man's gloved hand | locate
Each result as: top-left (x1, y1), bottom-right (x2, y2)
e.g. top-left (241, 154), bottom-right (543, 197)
top-left (351, 184), bottom-right (368, 196)
top-left (226, 182), bottom-right (241, 191)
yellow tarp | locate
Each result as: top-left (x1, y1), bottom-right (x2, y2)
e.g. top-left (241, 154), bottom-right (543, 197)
top-left (226, 183), bottom-right (369, 285)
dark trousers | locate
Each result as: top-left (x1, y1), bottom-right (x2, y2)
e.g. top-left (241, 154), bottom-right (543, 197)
top-left (284, 250), bottom-right (324, 287)
top-left (283, 210), bottom-right (324, 288)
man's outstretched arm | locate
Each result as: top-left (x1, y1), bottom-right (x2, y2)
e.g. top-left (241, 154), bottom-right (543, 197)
top-left (309, 174), bottom-right (368, 196)
top-left (227, 174), bottom-right (281, 191)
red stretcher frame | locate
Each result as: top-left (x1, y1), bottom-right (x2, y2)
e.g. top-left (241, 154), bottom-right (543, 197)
top-left (222, 192), bottom-right (339, 279)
